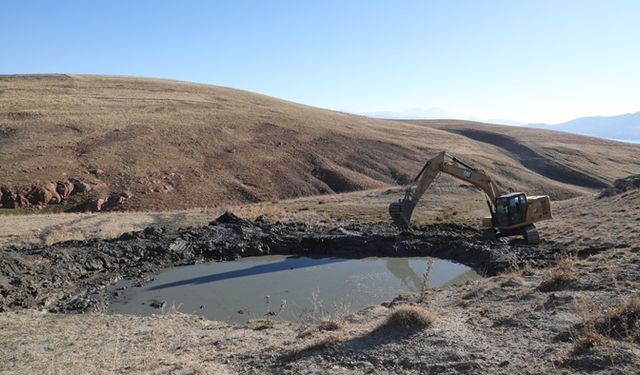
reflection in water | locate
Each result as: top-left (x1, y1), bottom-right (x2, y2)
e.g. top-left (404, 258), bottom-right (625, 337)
top-left (108, 255), bottom-right (479, 322)
top-left (385, 258), bottom-right (423, 292)
top-left (148, 256), bottom-right (347, 291)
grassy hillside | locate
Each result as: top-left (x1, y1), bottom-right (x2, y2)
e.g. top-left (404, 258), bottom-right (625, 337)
top-left (1, 74), bottom-right (639, 211)
top-left (409, 120), bottom-right (640, 190)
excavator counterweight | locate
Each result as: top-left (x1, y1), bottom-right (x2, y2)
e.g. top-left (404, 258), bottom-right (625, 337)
top-left (389, 151), bottom-right (552, 244)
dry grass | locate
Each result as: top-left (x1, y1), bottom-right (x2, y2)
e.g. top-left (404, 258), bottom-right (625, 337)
top-left (593, 296), bottom-right (640, 342)
top-left (0, 311), bottom-right (236, 374)
top-left (538, 190), bottom-right (640, 250)
top-left (519, 263), bottom-right (536, 276)
top-left (538, 254), bottom-right (577, 292)
top-left (0, 185), bottom-right (489, 247)
top-left (0, 209), bottom-right (218, 247)
top-left (497, 273), bottom-right (527, 287)
top-left (2, 74), bottom-right (639, 214)
top-left (462, 280), bottom-right (486, 300)
top-left (419, 258), bottom-right (434, 303)
top-left (495, 253), bottom-right (528, 287)
top-left (570, 296), bottom-right (640, 354)
top-left (314, 332), bottom-right (348, 349)
top-left (380, 305), bottom-right (438, 331)
top-left (317, 320), bottom-right (343, 332)
top-left (574, 328), bottom-right (605, 351)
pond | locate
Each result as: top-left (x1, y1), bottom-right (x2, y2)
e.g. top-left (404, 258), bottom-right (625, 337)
top-left (108, 255), bottom-right (479, 322)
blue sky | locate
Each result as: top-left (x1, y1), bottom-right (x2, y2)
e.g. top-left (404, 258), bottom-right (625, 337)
top-left (2, 1), bottom-right (638, 123)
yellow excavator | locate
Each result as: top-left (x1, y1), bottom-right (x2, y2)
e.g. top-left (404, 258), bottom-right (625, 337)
top-left (389, 151), bottom-right (552, 244)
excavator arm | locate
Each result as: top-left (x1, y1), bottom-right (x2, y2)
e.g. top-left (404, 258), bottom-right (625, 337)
top-left (389, 151), bottom-right (501, 230)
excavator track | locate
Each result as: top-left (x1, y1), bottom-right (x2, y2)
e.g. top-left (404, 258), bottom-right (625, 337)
top-left (522, 224), bottom-right (540, 244)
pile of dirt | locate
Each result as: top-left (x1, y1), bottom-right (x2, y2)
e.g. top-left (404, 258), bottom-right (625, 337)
top-left (0, 213), bottom-right (566, 314)
top-left (598, 174), bottom-right (640, 198)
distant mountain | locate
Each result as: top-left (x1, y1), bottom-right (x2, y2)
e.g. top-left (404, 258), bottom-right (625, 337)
top-left (532, 112), bottom-right (640, 142)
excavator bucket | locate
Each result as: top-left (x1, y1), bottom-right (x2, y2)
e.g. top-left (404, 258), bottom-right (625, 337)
top-left (389, 199), bottom-right (416, 231)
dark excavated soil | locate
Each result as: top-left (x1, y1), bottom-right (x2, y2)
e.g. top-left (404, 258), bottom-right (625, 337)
top-left (0, 213), bottom-right (570, 314)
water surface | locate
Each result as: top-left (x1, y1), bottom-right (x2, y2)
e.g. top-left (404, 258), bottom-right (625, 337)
top-left (108, 255), bottom-right (479, 322)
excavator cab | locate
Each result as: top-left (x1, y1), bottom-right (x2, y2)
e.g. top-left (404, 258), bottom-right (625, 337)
top-left (493, 192), bottom-right (528, 228)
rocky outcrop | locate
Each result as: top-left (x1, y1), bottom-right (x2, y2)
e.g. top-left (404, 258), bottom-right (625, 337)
top-left (101, 191), bottom-right (132, 211)
top-left (0, 186), bottom-right (15, 208)
top-left (44, 182), bottom-right (62, 204)
top-left (70, 191), bottom-right (133, 212)
top-left (56, 180), bottom-right (74, 198)
top-left (71, 178), bottom-right (91, 193)
top-left (0, 177), bottom-right (98, 210)
top-left (94, 198), bottom-right (105, 211)
top-left (15, 191), bottom-right (31, 208)
top-left (26, 186), bottom-right (52, 206)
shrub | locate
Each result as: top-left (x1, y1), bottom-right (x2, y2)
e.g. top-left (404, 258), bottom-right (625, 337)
top-left (380, 305), bottom-right (438, 331)
top-left (538, 255), bottom-right (576, 292)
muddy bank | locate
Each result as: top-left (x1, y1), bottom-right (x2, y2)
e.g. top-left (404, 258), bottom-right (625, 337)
top-left (1, 213), bottom-right (565, 313)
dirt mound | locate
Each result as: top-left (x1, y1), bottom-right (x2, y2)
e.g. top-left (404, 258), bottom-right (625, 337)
top-left (0, 213), bottom-right (566, 313)
top-left (598, 175), bottom-right (640, 198)
top-left (2, 74), bottom-right (640, 211)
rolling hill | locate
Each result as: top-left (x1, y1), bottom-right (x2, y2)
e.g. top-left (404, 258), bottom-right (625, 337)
top-left (1, 74), bottom-right (639, 211)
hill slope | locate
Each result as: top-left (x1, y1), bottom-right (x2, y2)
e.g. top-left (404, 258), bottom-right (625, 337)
top-left (1, 74), bottom-right (639, 211)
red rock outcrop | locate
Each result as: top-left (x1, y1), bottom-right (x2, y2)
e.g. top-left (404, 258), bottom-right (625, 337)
top-left (56, 180), bottom-right (74, 199)
top-left (71, 179), bottom-right (91, 193)
top-left (15, 191), bottom-right (31, 208)
top-left (27, 186), bottom-right (53, 206)
top-left (93, 191), bottom-right (133, 212)
top-left (0, 177), bottom-right (98, 210)
top-left (1, 186), bottom-right (15, 208)
top-left (94, 198), bottom-right (105, 211)
top-left (43, 182), bottom-right (62, 204)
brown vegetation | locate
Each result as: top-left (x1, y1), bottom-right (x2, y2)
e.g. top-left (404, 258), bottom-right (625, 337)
top-left (592, 296), bottom-right (640, 342)
top-left (380, 305), bottom-right (438, 331)
top-left (2, 74), bottom-right (640, 212)
top-left (538, 254), bottom-right (577, 291)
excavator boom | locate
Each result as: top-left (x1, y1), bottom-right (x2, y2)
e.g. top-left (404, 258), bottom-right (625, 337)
top-left (389, 151), bottom-right (552, 244)
top-left (390, 151), bottom-right (499, 228)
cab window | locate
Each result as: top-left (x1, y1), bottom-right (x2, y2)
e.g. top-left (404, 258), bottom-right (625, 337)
top-left (496, 200), bottom-right (508, 214)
